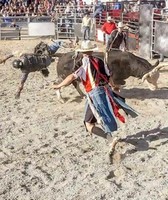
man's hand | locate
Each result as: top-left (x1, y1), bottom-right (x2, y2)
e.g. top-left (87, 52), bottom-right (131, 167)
top-left (51, 74), bottom-right (76, 90)
top-left (52, 83), bottom-right (60, 90)
top-left (0, 55), bottom-right (14, 64)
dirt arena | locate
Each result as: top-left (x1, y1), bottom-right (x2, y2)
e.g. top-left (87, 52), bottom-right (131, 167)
top-left (0, 39), bottom-right (168, 200)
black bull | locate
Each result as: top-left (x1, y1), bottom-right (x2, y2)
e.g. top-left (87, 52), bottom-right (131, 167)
top-left (54, 50), bottom-right (162, 102)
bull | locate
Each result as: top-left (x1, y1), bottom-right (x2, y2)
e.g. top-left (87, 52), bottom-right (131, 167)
top-left (53, 49), bottom-right (163, 102)
top-left (33, 42), bottom-right (163, 101)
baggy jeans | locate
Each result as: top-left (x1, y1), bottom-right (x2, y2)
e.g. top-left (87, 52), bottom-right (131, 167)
top-left (86, 86), bottom-right (138, 135)
top-left (83, 26), bottom-right (90, 40)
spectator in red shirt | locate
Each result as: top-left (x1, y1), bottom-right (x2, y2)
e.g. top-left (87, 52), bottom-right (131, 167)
top-left (101, 16), bottom-right (117, 46)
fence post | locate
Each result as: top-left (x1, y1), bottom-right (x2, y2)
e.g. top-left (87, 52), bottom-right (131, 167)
top-left (55, 21), bottom-right (58, 40)
top-left (0, 23), bottom-right (1, 40)
top-left (18, 27), bottom-right (21, 40)
top-left (74, 10), bottom-right (76, 24)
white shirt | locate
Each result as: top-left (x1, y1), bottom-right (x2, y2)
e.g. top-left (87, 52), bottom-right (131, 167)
top-left (73, 56), bottom-right (110, 81)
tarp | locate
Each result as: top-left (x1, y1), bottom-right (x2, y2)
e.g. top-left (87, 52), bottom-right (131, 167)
top-left (28, 22), bottom-right (55, 36)
top-left (154, 21), bottom-right (168, 57)
top-left (139, 4), bottom-right (153, 59)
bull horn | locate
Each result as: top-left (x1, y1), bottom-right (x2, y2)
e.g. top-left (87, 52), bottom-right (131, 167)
top-left (142, 73), bottom-right (149, 82)
top-left (152, 60), bottom-right (159, 68)
top-left (153, 65), bottom-right (167, 72)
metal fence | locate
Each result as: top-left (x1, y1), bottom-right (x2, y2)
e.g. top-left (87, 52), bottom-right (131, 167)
top-left (0, 1), bottom-right (166, 42)
top-left (0, 14), bottom-right (96, 40)
top-left (151, 8), bottom-right (168, 59)
top-left (0, 16), bottom-right (53, 40)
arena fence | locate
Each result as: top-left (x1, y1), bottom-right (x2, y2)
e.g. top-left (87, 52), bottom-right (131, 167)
top-left (0, 16), bottom-right (53, 40)
top-left (0, 14), bottom-right (96, 40)
top-left (0, 1), bottom-right (167, 60)
top-left (152, 8), bottom-right (168, 59)
top-left (0, 0), bottom-right (163, 41)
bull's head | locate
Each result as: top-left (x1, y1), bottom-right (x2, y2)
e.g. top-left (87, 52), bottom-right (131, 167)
top-left (142, 60), bottom-right (164, 90)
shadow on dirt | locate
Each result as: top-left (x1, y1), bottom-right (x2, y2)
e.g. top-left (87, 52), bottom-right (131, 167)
top-left (122, 126), bottom-right (168, 153)
top-left (69, 95), bottom-right (84, 103)
top-left (121, 88), bottom-right (168, 100)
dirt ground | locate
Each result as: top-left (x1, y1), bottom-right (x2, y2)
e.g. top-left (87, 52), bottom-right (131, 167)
top-left (0, 39), bottom-right (168, 200)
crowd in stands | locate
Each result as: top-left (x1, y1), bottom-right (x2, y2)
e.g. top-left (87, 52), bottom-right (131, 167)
top-left (0, 0), bottom-right (95, 19)
top-left (0, 0), bottom-right (167, 24)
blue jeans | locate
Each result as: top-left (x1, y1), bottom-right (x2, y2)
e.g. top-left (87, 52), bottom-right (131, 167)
top-left (105, 34), bottom-right (111, 45)
top-left (49, 41), bottom-right (62, 54)
top-left (83, 26), bottom-right (90, 40)
top-left (88, 86), bottom-right (118, 134)
top-left (87, 86), bottom-right (138, 134)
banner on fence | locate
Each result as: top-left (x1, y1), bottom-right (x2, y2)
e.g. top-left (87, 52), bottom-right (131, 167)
top-left (28, 22), bottom-right (55, 36)
top-left (139, 4), bottom-right (152, 59)
top-left (154, 21), bottom-right (168, 57)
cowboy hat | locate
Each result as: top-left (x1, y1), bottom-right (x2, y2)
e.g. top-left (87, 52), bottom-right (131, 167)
top-left (76, 40), bottom-right (98, 52)
top-left (107, 16), bottom-right (112, 21)
top-left (118, 21), bottom-right (125, 28)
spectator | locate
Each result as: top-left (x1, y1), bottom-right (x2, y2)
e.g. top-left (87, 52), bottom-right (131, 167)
top-left (93, 1), bottom-right (104, 18)
top-left (101, 16), bottom-right (117, 46)
top-left (81, 11), bottom-right (93, 40)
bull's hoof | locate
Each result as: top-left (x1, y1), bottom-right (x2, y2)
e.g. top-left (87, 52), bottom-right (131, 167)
top-left (58, 98), bottom-right (66, 104)
top-left (108, 137), bottom-right (119, 164)
top-left (15, 93), bottom-right (20, 99)
top-left (108, 149), bottom-right (115, 165)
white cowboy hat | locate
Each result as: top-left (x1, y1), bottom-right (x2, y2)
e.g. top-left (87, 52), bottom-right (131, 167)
top-left (76, 40), bottom-right (98, 52)
top-left (107, 16), bottom-right (112, 21)
top-left (118, 21), bottom-right (125, 28)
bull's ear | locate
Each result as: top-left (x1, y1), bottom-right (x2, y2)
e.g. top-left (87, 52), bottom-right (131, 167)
top-left (153, 65), bottom-right (165, 72)
top-left (152, 60), bottom-right (159, 68)
top-left (142, 73), bottom-right (149, 82)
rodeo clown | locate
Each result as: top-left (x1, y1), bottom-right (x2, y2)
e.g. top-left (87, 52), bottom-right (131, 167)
top-left (52, 40), bottom-right (138, 163)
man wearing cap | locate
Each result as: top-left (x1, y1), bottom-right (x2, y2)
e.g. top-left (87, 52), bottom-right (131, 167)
top-left (52, 40), bottom-right (138, 163)
top-left (106, 21), bottom-right (128, 52)
top-left (101, 16), bottom-right (117, 46)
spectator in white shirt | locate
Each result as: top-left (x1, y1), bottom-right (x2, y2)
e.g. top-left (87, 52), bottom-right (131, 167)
top-left (81, 12), bottom-right (93, 40)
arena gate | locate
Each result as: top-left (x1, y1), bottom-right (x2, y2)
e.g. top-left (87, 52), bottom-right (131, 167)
top-left (95, 1), bottom-right (166, 58)
top-left (95, 1), bottom-right (140, 51)
top-left (152, 8), bottom-right (168, 59)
